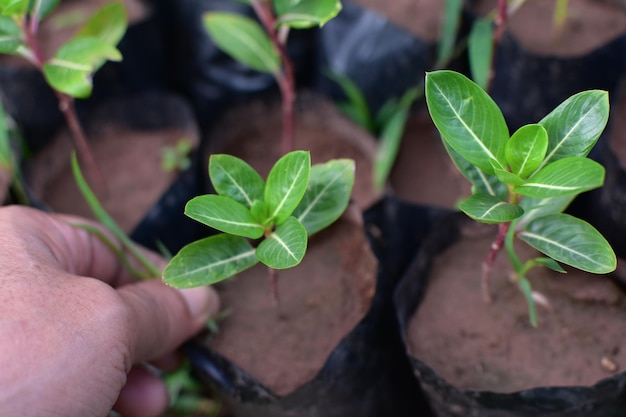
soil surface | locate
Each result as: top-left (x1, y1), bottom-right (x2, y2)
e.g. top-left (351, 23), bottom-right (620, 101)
top-left (407, 221), bottom-right (626, 393)
top-left (25, 94), bottom-right (199, 233)
top-left (208, 217), bottom-right (377, 396)
top-left (350, 0), bottom-right (626, 57)
top-left (473, 0), bottom-right (626, 56)
top-left (348, 0), bottom-right (443, 41)
top-left (202, 92), bottom-right (379, 396)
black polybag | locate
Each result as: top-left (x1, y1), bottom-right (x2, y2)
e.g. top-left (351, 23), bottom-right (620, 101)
top-left (394, 211), bottom-right (626, 417)
top-left (183, 197), bottom-right (442, 417)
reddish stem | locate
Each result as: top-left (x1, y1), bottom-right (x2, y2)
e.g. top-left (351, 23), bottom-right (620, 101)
top-left (250, 0), bottom-right (296, 155)
top-left (494, 0), bottom-right (508, 45)
top-left (22, 15), bottom-right (105, 192)
top-left (482, 222), bottom-right (510, 302)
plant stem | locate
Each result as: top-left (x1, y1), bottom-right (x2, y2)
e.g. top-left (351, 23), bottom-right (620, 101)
top-left (482, 221), bottom-right (510, 302)
top-left (494, 0), bottom-right (508, 44)
top-left (22, 14), bottom-right (105, 192)
top-left (250, 0), bottom-right (296, 155)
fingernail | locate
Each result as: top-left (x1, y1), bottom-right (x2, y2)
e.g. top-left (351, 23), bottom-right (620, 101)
top-left (177, 286), bottom-right (221, 324)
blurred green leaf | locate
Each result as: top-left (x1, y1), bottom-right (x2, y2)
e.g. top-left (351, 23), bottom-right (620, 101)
top-left (76, 1), bottom-right (127, 46)
top-left (256, 216), bottom-right (307, 269)
top-left (274, 0), bottom-right (341, 29)
top-left (43, 37), bottom-right (122, 98)
top-left (203, 12), bottom-right (280, 74)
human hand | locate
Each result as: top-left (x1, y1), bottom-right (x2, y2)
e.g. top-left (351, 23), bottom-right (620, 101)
top-left (0, 205), bottom-right (219, 417)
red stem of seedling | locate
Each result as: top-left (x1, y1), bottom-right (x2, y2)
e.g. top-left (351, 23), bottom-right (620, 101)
top-left (250, 0), bottom-right (296, 155)
top-left (494, 0), bottom-right (508, 44)
top-left (482, 222), bottom-right (510, 303)
top-left (22, 15), bottom-right (106, 193)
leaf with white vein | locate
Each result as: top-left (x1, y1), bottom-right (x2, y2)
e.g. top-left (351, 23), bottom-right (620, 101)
top-left (459, 192), bottom-right (523, 224)
top-left (518, 213), bottom-right (616, 274)
top-left (256, 216), bottom-right (307, 269)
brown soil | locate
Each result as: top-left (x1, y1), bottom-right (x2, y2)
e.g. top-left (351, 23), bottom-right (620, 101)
top-left (204, 92), bottom-right (381, 210)
top-left (351, 0), bottom-right (626, 57)
top-left (25, 94), bottom-right (199, 233)
top-left (472, 0), bottom-right (626, 56)
top-left (407, 221), bottom-right (626, 393)
top-left (389, 107), bottom-right (470, 209)
top-left (349, 0), bottom-right (443, 41)
top-left (208, 216), bottom-right (377, 396)
top-left (202, 92), bottom-right (380, 396)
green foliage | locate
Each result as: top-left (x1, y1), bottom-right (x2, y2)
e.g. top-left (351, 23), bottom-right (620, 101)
top-left (163, 151), bottom-right (355, 289)
top-left (467, 18), bottom-right (493, 90)
top-left (203, 0), bottom-right (341, 75)
top-left (0, 0), bottom-right (128, 98)
top-left (437, 0), bottom-right (463, 68)
top-left (203, 12), bottom-right (280, 75)
top-left (425, 70), bottom-right (616, 325)
top-left (328, 72), bottom-right (419, 191)
top-left (274, 0), bottom-right (342, 28)
top-left (162, 139), bottom-right (193, 173)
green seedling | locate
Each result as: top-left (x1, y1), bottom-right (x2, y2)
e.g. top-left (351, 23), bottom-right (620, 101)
top-left (425, 70), bottom-right (616, 326)
top-left (163, 151), bottom-right (355, 289)
top-left (162, 138), bottom-right (193, 173)
top-left (327, 72), bottom-right (419, 191)
top-left (203, 0), bottom-right (341, 154)
top-left (0, 0), bottom-right (128, 187)
top-left (0, 99), bottom-right (28, 205)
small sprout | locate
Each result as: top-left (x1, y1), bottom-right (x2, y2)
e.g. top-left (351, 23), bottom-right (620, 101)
top-left (425, 70), bottom-right (616, 326)
top-left (163, 150), bottom-right (355, 289)
top-left (162, 138), bottom-right (193, 173)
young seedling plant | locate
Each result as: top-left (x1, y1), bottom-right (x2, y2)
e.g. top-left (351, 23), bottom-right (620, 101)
top-left (203, 0), bottom-right (341, 154)
top-left (162, 151), bottom-right (355, 303)
top-left (0, 0), bottom-right (127, 187)
top-left (425, 70), bottom-right (617, 326)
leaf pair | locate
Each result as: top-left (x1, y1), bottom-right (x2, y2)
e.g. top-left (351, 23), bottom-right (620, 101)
top-left (0, 1), bottom-right (128, 98)
top-left (163, 151), bottom-right (355, 288)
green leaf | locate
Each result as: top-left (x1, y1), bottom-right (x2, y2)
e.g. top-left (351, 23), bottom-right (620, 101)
top-left (209, 154), bottom-right (265, 208)
top-left (250, 199), bottom-right (269, 224)
top-left (534, 257), bottom-right (567, 273)
top-left (293, 159), bottom-right (355, 235)
top-left (0, 0), bottom-right (28, 16)
top-left (163, 234), bottom-right (258, 288)
top-left (459, 192), bottom-right (523, 224)
top-left (444, 142), bottom-right (508, 200)
top-left (518, 213), bottom-right (616, 274)
top-left (518, 195), bottom-right (575, 225)
top-left (203, 12), bottom-right (280, 74)
top-left (374, 87), bottom-right (419, 191)
top-left (425, 70), bottom-right (508, 174)
top-left (326, 71), bottom-right (374, 133)
top-left (436, 0), bottom-right (463, 67)
top-left (43, 37), bottom-right (122, 98)
top-left (0, 99), bottom-right (12, 170)
top-left (538, 90), bottom-right (609, 169)
top-left (71, 153), bottom-right (161, 278)
top-left (468, 18), bottom-right (493, 91)
top-left (517, 277), bottom-right (538, 327)
top-left (493, 166), bottom-right (524, 186)
top-left (185, 195), bottom-right (265, 239)
top-left (256, 216), bottom-right (307, 269)
top-left (274, 0), bottom-right (342, 29)
top-left (0, 16), bottom-right (22, 53)
top-left (76, 1), bottom-right (127, 47)
top-left (265, 150), bottom-right (310, 224)
top-left (506, 124), bottom-right (548, 178)
top-left (515, 157), bottom-right (605, 198)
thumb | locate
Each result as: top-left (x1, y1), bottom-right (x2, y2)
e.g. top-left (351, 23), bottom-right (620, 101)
top-left (117, 280), bottom-right (220, 363)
